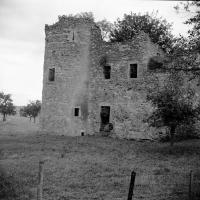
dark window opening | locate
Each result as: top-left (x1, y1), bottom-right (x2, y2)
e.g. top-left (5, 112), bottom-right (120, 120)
top-left (130, 64), bottom-right (137, 78)
top-left (74, 107), bottom-right (80, 116)
top-left (72, 31), bottom-right (75, 41)
top-left (100, 106), bottom-right (110, 131)
top-left (48, 68), bottom-right (55, 81)
top-left (81, 131), bottom-right (84, 136)
top-left (103, 66), bottom-right (111, 79)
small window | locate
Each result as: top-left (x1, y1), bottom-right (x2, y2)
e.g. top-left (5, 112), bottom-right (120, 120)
top-left (103, 66), bottom-right (111, 79)
top-left (48, 68), bottom-right (55, 81)
top-left (74, 107), bottom-right (80, 117)
top-left (130, 64), bottom-right (137, 78)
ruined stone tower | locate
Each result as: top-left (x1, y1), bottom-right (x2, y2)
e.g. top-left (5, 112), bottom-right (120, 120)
top-left (40, 16), bottom-right (165, 138)
top-left (40, 16), bottom-right (101, 136)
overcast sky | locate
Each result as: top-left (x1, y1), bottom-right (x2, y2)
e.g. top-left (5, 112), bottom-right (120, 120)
top-left (0, 0), bottom-right (192, 106)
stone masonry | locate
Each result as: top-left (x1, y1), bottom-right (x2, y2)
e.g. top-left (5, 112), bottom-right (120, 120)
top-left (40, 16), bottom-right (169, 139)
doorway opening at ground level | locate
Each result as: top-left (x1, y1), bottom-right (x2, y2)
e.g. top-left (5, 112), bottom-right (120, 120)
top-left (100, 106), bottom-right (110, 132)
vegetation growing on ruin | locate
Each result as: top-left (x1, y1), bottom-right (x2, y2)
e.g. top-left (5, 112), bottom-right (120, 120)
top-left (109, 12), bottom-right (174, 53)
top-left (58, 12), bottom-right (95, 22)
top-left (146, 72), bottom-right (200, 146)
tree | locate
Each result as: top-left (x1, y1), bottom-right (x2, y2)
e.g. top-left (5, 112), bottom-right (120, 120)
top-left (146, 72), bottom-right (200, 146)
top-left (19, 106), bottom-right (30, 117)
top-left (96, 19), bottom-right (114, 41)
top-left (172, 2), bottom-right (200, 84)
top-left (29, 100), bottom-right (41, 123)
top-left (23, 100), bottom-right (41, 123)
top-left (20, 105), bottom-right (31, 120)
top-left (0, 92), bottom-right (16, 121)
top-left (109, 12), bottom-right (174, 53)
top-left (150, 2), bottom-right (200, 145)
top-left (175, 1), bottom-right (200, 45)
top-left (185, 1), bottom-right (200, 52)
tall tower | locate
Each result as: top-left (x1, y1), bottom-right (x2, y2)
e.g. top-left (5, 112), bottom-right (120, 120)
top-left (40, 16), bottom-right (101, 135)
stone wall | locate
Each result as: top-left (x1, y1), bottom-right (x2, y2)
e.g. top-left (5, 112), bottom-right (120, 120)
top-left (40, 17), bottom-right (100, 135)
top-left (40, 16), bottom-right (199, 139)
top-left (88, 31), bottom-right (165, 139)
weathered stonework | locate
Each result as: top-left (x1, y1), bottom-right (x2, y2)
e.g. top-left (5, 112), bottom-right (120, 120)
top-left (40, 16), bottom-right (177, 139)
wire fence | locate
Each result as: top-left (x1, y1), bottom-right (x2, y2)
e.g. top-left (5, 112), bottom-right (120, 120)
top-left (36, 161), bottom-right (200, 200)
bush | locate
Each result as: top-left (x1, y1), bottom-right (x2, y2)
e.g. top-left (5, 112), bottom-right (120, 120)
top-left (175, 124), bottom-right (199, 141)
top-left (159, 124), bottom-right (199, 142)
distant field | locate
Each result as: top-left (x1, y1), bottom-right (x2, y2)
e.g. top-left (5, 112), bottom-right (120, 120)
top-left (0, 116), bottom-right (200, 200)
top-left (0, 115), bottom-right (39, 135)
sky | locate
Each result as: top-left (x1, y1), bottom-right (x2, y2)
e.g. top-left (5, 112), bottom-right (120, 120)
top-left (0, 0), bottom-right (193, 106)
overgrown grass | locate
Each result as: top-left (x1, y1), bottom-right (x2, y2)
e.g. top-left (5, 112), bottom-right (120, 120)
top-left (0, 167), bottom-right (34, 200)
top-left (0, 116), bottom-right (200, 199)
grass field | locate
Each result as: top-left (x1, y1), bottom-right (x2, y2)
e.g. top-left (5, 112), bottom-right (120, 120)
top-left (0, 116), bottom-right (200, 200)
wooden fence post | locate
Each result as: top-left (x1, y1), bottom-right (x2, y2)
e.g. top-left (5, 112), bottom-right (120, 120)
top-left (37, 160), bottom-right (44, 200)
top-left (189, 170), bottom-right (193, 200)
top-left (127, 171), bottom-right (136, 200)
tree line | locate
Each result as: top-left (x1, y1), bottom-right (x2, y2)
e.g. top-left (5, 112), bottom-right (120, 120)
top-left (19, 100), bottom-right (41, 123)
top-left (0, 91), bottom-right (41, 123)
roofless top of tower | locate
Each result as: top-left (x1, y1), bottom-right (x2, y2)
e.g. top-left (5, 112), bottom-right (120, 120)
top-left (45, 14), bottom-right (96, 33)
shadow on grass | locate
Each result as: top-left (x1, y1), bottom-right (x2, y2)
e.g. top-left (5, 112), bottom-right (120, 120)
top-left (0, 167), bottom-right (34, 200)
top-left (150, 140), bottom-right (200, 157)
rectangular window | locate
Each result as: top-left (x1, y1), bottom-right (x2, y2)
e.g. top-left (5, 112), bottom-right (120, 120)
top-left (103, 66), bottom-right (111, 79)
top-left (74, 107), bottom-right (80, 117)
top-left (48, 68), bottom-right (55, 81)
top-left (130, 64), bottom-right (137, 78)
top-left (100, 106), bottom-right (110, 131)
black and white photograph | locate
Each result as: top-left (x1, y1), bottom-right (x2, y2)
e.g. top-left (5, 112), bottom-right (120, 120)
top-left (0, 0), bottom-right (200, 199)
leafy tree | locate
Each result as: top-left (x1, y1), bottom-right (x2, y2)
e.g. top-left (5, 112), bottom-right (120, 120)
top-left (185, 1), bottom-right (200, 51)
top-left (175, 1), bottom-right (200, 48)
top-left (150, 3), bottom-right (200, 145)
top-left (109, 12), bottom-right (174, 53)
top-left (172, 2), bottom-right (200, 84)
top-left (146, 72), bottom-right (200, 146)
top-left (0, 92), bottom-right (16, 121)
top-left (23, 100), bottom-right (41, 123)
top-left (96, 19), bottom-right (114, 41)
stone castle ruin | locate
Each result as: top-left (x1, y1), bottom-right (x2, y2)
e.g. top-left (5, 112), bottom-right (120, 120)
top-left (40, 16), bottom-right (170, 139)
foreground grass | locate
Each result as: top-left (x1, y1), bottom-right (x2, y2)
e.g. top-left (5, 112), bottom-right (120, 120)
top-left (0, 116), bottom-right (200, 200)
